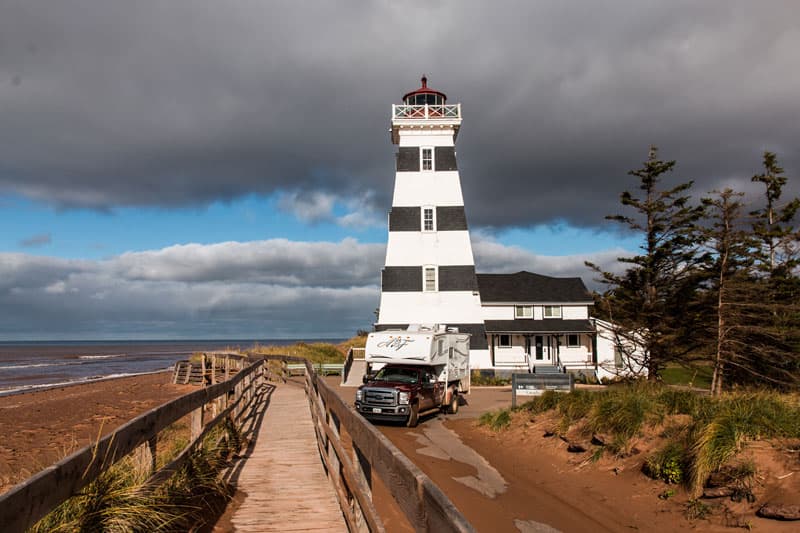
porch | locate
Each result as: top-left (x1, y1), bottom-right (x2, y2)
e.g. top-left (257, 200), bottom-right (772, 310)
top-left (484, 319), bottom-right (598, 375)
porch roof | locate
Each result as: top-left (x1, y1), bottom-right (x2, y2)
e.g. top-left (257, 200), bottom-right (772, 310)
top-left (484, 319), bottom-right (595, 334)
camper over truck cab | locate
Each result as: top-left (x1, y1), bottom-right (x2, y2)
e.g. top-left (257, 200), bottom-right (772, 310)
top-left (356, 325), bottom-right (470, 427)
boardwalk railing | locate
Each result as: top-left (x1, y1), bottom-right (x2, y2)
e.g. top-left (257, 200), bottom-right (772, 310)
top-left (264, 355), bottom-right (475, 533)
top-left (0, 358), bottom-right (265, 533)
top-left (173, 351), bottom-right (249, 385)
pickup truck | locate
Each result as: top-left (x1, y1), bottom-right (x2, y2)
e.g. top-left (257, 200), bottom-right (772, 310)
top-left (354, 326), bottom-right (470, 427)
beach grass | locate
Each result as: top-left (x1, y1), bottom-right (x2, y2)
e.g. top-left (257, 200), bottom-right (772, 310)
top-left (478, 384), bottom-right (800, 494)
top-left (29, 415), bottom-right (241, 532)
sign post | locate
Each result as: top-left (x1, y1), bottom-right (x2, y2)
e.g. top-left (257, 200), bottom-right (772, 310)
top-left (511, 373), bottom-right (574, 407)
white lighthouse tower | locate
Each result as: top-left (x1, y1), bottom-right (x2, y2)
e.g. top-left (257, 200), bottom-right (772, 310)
top-left (375, 77), bottom-right (488, 366)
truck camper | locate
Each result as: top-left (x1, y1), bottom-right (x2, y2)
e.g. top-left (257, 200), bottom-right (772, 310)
top-left (355, 325), bottom-right (470, 427)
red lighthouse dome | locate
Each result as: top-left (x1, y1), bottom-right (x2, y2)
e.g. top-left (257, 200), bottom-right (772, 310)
top-left (402, 75), bottom-right (447, 105)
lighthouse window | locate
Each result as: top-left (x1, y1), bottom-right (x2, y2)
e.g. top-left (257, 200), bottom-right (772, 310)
top-left (421, 148), bottom-right (433, 171)
top-left (422, 207), bottom-right (435, 231)
top-left (423, 266), bottom-right (437, 292)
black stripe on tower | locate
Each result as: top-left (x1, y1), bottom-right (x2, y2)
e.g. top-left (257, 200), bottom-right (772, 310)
top-left (382, 266), bottom-right (478, 292)
top-left (396, 147), bottom-right (419, 172)
top-left (436, 206), bottom-right (468, 230)
top-left (435, 147), bottom-right (457, 171)
top-left (396, 147), bottom-right (458, 172)
top-left (388, 207), bottom-right (420, 231)
top-left (388, 206), bottom-right (468, 231)
top-left (375, 323), bottom-right (488, 350)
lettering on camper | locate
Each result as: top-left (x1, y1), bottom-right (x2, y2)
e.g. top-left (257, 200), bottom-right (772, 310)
top-left (376, 337), bottom-right (414, 351)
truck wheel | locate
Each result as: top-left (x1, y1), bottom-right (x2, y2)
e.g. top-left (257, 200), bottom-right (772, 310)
top-left (406, 403), bottom-right (419, 428)
top-left (448, 391), bottom-right (459, 415)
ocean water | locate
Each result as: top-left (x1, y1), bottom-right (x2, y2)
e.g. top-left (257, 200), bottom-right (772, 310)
top-left (0, 339), bottom-right (344, 396)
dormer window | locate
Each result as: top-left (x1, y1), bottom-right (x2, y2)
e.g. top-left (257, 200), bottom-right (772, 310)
top-left (543, 305), bottom-right (562, 318)
top-left (421, 148), bottom-right (433, 171)
top-left (515, 305), bottom-right (533, 318)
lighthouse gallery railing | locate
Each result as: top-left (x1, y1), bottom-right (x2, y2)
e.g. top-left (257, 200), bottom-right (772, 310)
top-left (392, 104), bottom-right (461, 120)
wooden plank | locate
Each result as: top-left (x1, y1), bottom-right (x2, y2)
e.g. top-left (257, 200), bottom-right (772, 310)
top-left (230, 383), bottom-right (347, 532)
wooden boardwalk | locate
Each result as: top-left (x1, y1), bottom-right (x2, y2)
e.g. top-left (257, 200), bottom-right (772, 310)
top-left (229, 382), bottom-right (347, 532)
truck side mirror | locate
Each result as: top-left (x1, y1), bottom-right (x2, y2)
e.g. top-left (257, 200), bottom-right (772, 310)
top-left (362, 374), bottom-right (368, 384)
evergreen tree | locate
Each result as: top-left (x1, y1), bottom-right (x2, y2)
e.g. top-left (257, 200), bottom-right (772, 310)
top-left (587, 146), bottom-right (705, 380)
top-left (750, 151), bottom-right (800, 277)
top-left (699, 189), bottom-right (754, 395)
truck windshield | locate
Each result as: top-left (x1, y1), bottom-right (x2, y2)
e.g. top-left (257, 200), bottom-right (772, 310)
top-left (373, 367), bottom-right (419, 384)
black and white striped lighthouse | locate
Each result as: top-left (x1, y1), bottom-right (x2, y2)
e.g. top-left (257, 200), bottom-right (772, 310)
top-left (375, 77), bottom-right (489, 366)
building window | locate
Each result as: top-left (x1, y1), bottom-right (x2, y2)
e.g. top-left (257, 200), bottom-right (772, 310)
top-left (515, 305), bottom-right (533, 318)
top-left (421, 148), bottom-right (433, 171)
top-left (543, 305), bottom-right (562, 318)
top-left (498, 334), bottom-right (511, 348)
top-left (567, 334), bottom-right (580, 347)
top-left (423, 266), bottom-right (437, 292)
top-left (422, 207), bottom-right (435, 231)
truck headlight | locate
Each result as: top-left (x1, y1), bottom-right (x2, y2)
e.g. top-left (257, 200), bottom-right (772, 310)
top-left (398, 392), bottom-right (409, 405)
top-left (356, 390), bottom-right (363, 402)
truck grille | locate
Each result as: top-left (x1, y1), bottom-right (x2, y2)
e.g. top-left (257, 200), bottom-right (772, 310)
top-left (363, 388), bottom-right (396, 406)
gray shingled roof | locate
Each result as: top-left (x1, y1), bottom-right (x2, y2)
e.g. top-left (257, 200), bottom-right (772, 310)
top-left (484, 319), bottom-right (595, 333)
top-left (476, 271), bottom-right (592, 303)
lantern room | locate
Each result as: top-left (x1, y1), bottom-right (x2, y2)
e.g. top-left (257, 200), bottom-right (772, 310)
top-left (391, 76), bottom-right (462, 144)
top-left (402, 76), bottom-right (446, 106)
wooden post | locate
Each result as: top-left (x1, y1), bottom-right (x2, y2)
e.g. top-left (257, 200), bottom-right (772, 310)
top-left (201, 354), bottom-right (207, 386)
top-left (134, 437), bottom-right (157, 476)
top-left (191, 406), bottom-right (203, 440)
top-left (225, 355), bottom-right (230, 381)
top-left (211, 353), bottom-right (217, 385)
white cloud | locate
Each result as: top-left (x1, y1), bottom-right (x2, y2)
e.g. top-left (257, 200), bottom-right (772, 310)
top-left (277, 191), bottom-right (337, 224)
top-left (0, 236), bottom-right (632, 339)
top-left (471, 234), bottom-right (628, 290)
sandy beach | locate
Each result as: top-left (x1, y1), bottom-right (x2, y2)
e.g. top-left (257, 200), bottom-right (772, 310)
top-left (0, 372), bottom-right (193, 494)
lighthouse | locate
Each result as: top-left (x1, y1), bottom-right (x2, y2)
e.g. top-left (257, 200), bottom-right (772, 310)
top-left (375, 77), bottom-right (489, 366)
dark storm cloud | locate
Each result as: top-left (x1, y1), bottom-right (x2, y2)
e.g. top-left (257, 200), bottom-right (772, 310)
top-left (1, 0), bottom-right (798, 228)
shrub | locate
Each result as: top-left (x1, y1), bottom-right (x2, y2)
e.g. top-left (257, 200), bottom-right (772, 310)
top-left (643, 442), bottom-right (686, 484)
top-left (478, 409), bottom-right (512, 431)
top-left (589, 386), bottom-right (662, 455)
top-left (521, 390), bottom-right (563, 414)
top-left (470, 371), bottom-right (511, 386)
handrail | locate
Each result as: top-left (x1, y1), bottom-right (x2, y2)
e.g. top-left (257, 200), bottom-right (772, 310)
top-left (0, 360), bottom-right (265, 533)
top-left (341, 346), bottom-right (365, 385)
top-left (261, 355), bottom-right (476, 532)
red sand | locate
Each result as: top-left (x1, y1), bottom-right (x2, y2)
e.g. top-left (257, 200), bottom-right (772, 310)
top-left (0, 372), bottom-right (193, 494)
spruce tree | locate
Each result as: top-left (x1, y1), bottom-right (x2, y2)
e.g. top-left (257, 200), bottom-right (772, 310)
top-left (587, 146), bottom-right (705, 380)
top-left (699, 189), bottom-right (754, 394)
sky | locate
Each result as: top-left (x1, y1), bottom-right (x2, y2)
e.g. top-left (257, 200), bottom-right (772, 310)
top-left (1, 0), bottom-right (798, 340)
